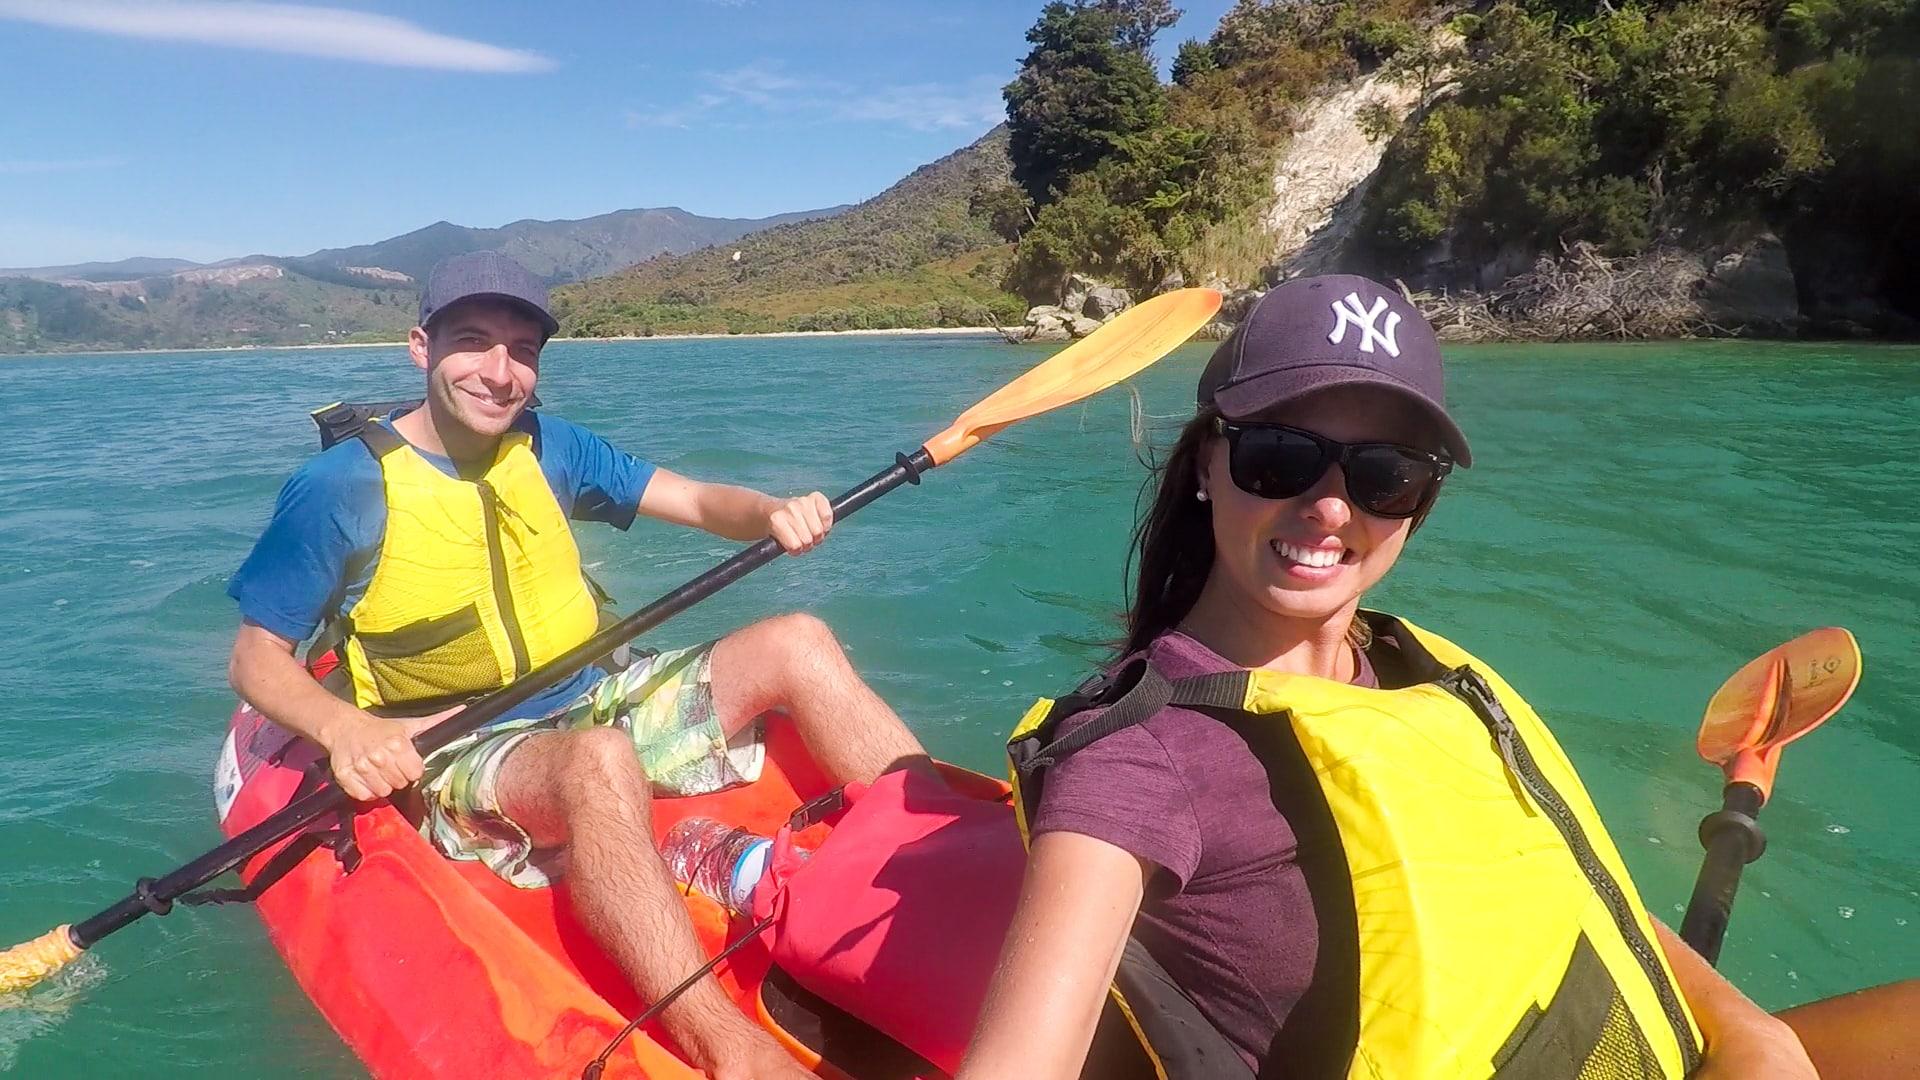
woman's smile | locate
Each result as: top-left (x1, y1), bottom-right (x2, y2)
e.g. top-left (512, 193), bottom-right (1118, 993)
top-left (1269, 537), bottom-right (1352, 578)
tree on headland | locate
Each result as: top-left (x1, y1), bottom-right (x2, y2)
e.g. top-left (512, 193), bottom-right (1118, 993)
top-left (1004, 2), bottom-right (1168, 206)
top-left (1093, 0), bottom-right (1184, 57)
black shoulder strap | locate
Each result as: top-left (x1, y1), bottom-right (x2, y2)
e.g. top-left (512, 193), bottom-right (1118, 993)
top-left (310, 394), bottom-right (543, 451)
top-left (355, 421), bottom-right (406, 459)
top-left (309, 399), bottom-right (419, 450)
top-left (1025, 664), bottom-right (1250, 775)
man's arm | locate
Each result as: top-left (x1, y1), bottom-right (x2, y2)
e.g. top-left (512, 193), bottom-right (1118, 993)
top-left (636, 467), bottom-right (833, 552)
top-left (228, 622), bottom-right (446, 801)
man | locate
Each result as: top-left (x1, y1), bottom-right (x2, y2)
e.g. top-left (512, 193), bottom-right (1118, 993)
top-left (227, 251), bottom-right (927, 1079)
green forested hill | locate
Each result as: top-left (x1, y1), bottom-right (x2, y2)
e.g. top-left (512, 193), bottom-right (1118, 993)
top-left (552, 128), bottom-right (1027, 336)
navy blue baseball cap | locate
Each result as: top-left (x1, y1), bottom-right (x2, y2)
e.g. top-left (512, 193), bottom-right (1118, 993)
top-left (418, 251), bottom-right (559, 339)
top-left (1197, 274), bottom-right (1471, 466)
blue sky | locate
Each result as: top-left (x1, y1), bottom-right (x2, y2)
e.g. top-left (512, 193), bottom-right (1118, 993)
top-left (0, 0), bottom-right (1233, 267)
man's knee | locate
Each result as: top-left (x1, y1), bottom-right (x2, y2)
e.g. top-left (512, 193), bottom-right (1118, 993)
top-left (557, 727), bottom-right (647, 808)
top-left (750, 611), bottom-right (842, 662)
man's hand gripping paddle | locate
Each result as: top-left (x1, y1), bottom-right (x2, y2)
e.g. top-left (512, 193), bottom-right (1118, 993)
top-left (1679, 627), bottom-right (1861, 964)
top-left (0, 288), bottom-right (1224, 997)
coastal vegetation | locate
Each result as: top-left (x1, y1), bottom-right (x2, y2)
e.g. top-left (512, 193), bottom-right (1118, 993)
top-left (995, 0), bottom-right (1920, 332)
top-left (998, 0), bottom-right (1406, 295)
top-left (1360, 0), bottom-right (1918, 278)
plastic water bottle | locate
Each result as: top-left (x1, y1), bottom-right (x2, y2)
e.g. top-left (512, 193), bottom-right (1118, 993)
top-left (660, 817), bottom-right (780, 917)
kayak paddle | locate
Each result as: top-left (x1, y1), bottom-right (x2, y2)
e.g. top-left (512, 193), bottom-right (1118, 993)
top-left (0, 287), bottom-right (1224, 997)
top-left (1678, 627), bottom-right (1861, 964)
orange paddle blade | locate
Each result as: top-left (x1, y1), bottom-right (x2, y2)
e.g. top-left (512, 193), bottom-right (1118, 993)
top-left (0, 924), bottom-right (80, 995)
top-left (1698, 627), bottom-right (1860, 798)
top-left (921, 288), bottom-right (1222, 466)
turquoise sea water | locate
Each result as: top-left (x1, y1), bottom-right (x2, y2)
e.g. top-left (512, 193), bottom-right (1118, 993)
top-left (2, 335), bottom-right (1916, 1076)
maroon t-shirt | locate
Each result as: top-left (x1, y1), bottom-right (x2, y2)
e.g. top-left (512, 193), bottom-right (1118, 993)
top-left (1029, 630), bottom-right (1378, 1071)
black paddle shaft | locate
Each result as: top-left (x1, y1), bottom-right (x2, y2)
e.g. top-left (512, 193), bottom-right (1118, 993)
top-left (1678, 781), bottom-right (1769, 965)
top-left (70, 448), bottom-right (936, 950)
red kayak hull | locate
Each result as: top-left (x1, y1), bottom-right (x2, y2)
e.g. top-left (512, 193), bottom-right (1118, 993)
top-left (214, 703), bottom-right (1004, 1079)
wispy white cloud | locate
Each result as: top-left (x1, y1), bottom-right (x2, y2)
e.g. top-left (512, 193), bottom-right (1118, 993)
top-left (706, 64), bottom-right (811, 108)
top-left (0, 0), bottom-right (554, 73)
top-left (0, 157), bottom-right (126, 176)
top-left (626, 63), bottom-right (1002, 133)
top-left (624, 103), bottom-right (708, 130)
top-left (839, 80), bottom-right (1007, 132)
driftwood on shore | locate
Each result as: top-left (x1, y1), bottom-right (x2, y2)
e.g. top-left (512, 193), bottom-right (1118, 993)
top-left (985, 310), bottom-right (1027, 345)
top-left (1012, 234), bottom-right (1801, 346)
top-left (1407, 243), bottom-right (1741, 342)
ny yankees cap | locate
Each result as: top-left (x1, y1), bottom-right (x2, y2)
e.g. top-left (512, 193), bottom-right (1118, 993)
top-left (1197, 274), bottom-right (1471, 466)
top-left (418, 251), bottom-right (560, 340)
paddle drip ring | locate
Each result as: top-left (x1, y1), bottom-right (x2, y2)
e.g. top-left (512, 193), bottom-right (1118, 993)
top-left (133, 878), bottom-right (173, 917)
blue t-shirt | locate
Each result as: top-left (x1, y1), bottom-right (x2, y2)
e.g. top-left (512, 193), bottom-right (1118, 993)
top-left (228, 410), bottom-right (656, 719)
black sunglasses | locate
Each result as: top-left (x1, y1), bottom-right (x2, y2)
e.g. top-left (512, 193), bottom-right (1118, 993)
top-left (1215, 419), bottom-right (1454, 519)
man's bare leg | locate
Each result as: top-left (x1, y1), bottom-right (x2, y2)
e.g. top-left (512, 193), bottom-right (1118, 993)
top-left (1779, 979), bottom-right (1920, 1080)
top-left (492, 727), bottom-right (810, 1080)
top-left (709, 612), bottom-right (933, 783)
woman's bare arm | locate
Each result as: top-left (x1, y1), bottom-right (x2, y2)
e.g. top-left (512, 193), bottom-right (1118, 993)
top-left (957, 830), bottom-right (1151, 1080)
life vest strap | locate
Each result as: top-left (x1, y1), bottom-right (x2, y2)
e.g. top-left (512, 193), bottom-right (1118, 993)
top-left (307, 395), bottom-right (541, 451)
top-left (1028, 663), bottom-right (1249, 774)
top-left (355, 421), bottom-right (406, 459)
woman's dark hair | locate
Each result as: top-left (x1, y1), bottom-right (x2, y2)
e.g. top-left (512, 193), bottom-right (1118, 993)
top-left (1120, 406), bottom-right (1221, 659)
top-left (1119, 403), bottom-right (1444, 661)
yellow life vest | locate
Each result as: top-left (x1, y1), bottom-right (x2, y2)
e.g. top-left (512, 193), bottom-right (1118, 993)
top-left (337, 423), bottom-right (601, 715)
top-left (1006, 613), bottom-right (1704, 1080)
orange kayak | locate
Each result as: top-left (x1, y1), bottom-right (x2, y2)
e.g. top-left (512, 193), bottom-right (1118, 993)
top-left (214, 704), bottom-right (1009, 1079)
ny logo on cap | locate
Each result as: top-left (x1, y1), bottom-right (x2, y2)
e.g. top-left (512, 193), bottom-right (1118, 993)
top-left (1328, 292), bottom-right (1401, 357)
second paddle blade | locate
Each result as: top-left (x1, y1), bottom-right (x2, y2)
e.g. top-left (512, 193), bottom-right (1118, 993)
top-left (1698, 626), bottom-right (1860, 766)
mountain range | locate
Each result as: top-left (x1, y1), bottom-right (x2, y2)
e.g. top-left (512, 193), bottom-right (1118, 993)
top-left (1, 203), bottom-right (848, 352)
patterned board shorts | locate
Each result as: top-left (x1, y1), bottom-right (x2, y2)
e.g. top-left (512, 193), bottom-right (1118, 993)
top-left (417, 640), bottom-right (764, 889)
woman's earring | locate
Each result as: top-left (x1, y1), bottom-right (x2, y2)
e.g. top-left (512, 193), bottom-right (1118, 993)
top-left (1196, 488), bottom-right (1209, 502)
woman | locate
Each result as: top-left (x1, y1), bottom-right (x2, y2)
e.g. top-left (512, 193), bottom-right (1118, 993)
top-left (956, 275), bottom-right (1817, 1079)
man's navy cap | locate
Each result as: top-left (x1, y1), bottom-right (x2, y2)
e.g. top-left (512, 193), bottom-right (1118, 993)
top-left (1197, 274), bottom-right (1471, 466)
top-left (418, 251), bottom-right (559, 339)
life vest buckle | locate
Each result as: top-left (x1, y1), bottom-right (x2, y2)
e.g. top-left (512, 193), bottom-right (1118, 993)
top-left (787, 786), bottom-right (850, 832)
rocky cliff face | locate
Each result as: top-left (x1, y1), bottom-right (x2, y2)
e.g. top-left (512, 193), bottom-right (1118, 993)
top-left (1261, 67), bottom-right (1427, 280)
top-left (1216, 58), bottom-right (1821, 341)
